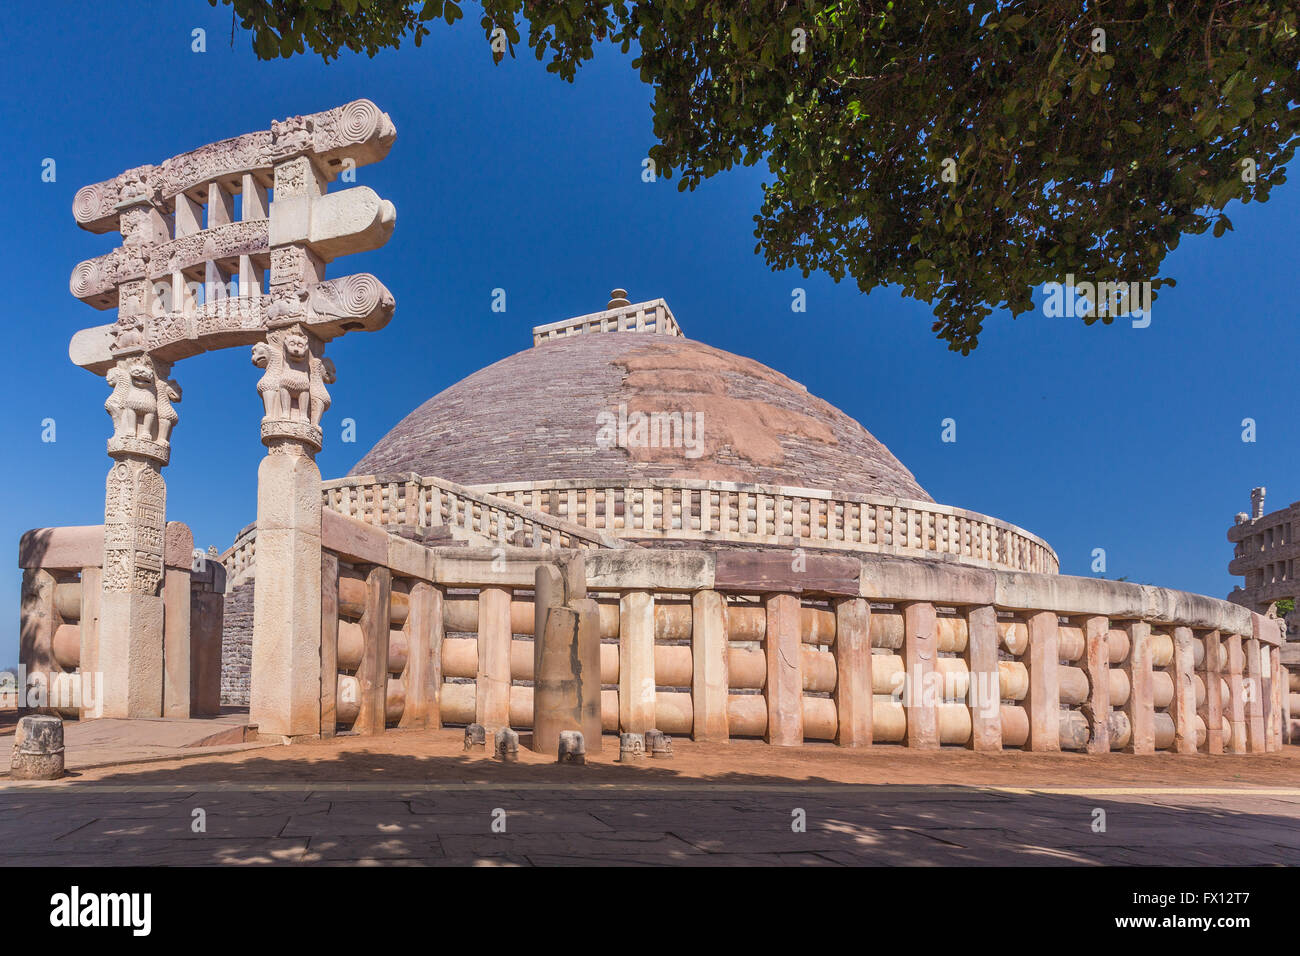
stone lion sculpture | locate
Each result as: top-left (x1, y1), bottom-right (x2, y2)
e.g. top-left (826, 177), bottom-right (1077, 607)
top-left (104, 362), bottom-right (159, 441)
top-left (252, 330), bottom-right (335, 426)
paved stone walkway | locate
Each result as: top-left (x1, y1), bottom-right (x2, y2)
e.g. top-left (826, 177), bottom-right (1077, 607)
top-left (0, 714), bottom-right (262, 775)
top-left (0, 784), bottom-right (1296, 865)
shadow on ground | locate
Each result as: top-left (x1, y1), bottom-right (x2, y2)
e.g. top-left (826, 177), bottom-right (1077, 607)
top-left (0, 741), bottom-right (1296, 866)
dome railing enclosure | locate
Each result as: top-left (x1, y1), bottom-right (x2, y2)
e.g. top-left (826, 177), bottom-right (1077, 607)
top-left (232, 507), bottom-right (1287, 754)
top-left (321, 473), bottom-right (1056, 572)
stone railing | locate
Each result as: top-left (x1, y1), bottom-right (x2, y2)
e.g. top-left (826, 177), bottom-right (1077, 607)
top-left (321, 473), bottom-right (636, 551)
top-left (18, 523), bottom-right (223, 720)
top-left (531, 298), bottom-right (681, 345)
top-left (308, 509), bottom-right (1286, 755)
top-left (221, 523), bottom-right (258, 584)
top-left (462, 478), bottom-right (1059, 574)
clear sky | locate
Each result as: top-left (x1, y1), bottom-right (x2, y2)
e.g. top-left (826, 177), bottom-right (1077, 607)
top-left (1, 1), bottom-right (1295, 664)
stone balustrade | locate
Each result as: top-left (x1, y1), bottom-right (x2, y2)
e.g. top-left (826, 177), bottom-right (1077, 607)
top-left (318, 474), bottom-right (1057, 574)
top-left (17, 523), bottom-right (223, 719)
top-left (321, 474), bottom-right (635, 551)
top-left (310, 509), bottom-right (1284, 754)
top-left (531, 298), bottom-right (681, 346)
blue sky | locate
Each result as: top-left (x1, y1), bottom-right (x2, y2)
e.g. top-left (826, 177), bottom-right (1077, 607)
top-left (1, 1), bottom-right (1295, 662)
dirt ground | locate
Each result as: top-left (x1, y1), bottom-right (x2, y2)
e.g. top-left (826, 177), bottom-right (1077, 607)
top-left (54, 726), bottom-right (1300, 789)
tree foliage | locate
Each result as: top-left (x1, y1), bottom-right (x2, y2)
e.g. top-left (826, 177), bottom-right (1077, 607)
top-left (212, 1), bottom-right (1300, 352)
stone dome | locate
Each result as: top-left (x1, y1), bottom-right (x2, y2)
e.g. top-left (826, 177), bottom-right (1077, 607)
top-left (351, 328), bottom-right (932, 501)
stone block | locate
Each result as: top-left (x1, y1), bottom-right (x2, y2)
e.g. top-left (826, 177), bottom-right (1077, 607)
top-left (10, 715), bottom-right (64, 780)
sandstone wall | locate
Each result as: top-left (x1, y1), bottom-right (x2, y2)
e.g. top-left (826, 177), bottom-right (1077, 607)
top-left (221, 578), bottom-right (254, 706)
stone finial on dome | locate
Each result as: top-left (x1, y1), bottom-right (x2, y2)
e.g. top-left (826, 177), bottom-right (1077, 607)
top-left (531, 290), bottom-right (683, 346)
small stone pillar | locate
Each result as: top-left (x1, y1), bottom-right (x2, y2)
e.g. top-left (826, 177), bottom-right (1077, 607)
top-left (558, 730), bottom-right (586, 764)
top-left (691, 590), bottom-right (729, 741)
top-left (964, 605), bottom-right (1002, 752)
top-left (1023, 611), bottom-right (1061, 752)
top-left (648, 730), bottom-right (673, 758)
top-left (1121, 620), bottom-right (1155, 754)
top-left (833, 597), bottom-right (872, 747)
top-left (901, 601), bottom-right (938, 749)
top-left (10, 715), bottom-right (65, 780)
top-left (618, 732), bottom-right (645, 761)
top-left (618, 590), bottom-right (656, 734)
top-left (495, 727), bottom-right (519, 762)
top-left (464, 723), bottom-right (486, 751)
top-left (763, 593), bottom-right (803, 746)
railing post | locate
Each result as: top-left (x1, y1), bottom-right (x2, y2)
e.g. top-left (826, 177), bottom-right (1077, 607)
top-left (618, 590), bottom-right (656, 734)
top-left (1272, 646), bottom-right (1285, 752)
top-left (400, 580), bottom-right (437, 729)
top-left (901, 601), bottom-right (939, 749)
top-left (1171, 625), bottom-right (1198, 754)
top-left (319, 551), bottom-right (338, 738)
top-left (161, 524), bottom-right (193, 719)
top-left (78, 566), bottom-right (102, 720)
top-left (1200, 629), bottom-right (1224, 754)
top-left (763, 593), bottom-right (803, 746)
top-left (965, 605), bottom-right (1001, 751)
top-left (1226, 633), bottom-right (1248, 753)
top-left (1245, 635), bottom-right (1267, 753)
top-left (1263, 643), bottom-right (1277, 753)
top-left (1024, 610), bottom-right (1061, 752)
top-left (476, 585), bottom-right (512, 736)
top-left (1122, 620), bottom-right (1155, 754)
top-left (691, 590), bottom-right (729, 741)
top-left (1080, 615), bottom-right (1110, 754)
top-left (352, 565), bottom-right (390, 736)
top-left (832, 597), bottom-right (872, 747)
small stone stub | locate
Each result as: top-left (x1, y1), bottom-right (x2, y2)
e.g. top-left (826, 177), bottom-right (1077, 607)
top-left (557, 730), bottom-right (586, 764)
top-left (464, 723), bottom-right (486, 752)
top-left (495, 727), bottom-right (519, 762)
top-left (618, 732), bottom-right (645, 762)
top-left (646, 728), bottom-right (673, 759)
top-left (10, 715), bottom-right (66, 780)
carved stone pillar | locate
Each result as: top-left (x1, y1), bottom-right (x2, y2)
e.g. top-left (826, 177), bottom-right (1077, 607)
top-left (248, 156), bottom-right (331, 741)
top-left (98, 344), bottom-right (179, 719)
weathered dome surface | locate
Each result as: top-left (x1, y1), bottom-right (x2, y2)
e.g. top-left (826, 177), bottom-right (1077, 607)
top-left (350, 333), bottom-right (932, 501)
